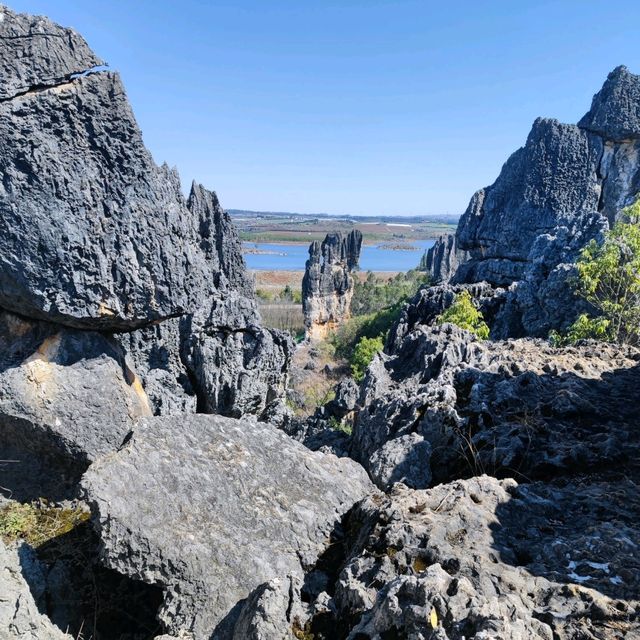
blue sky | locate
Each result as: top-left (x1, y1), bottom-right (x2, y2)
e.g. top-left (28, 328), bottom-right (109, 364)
top-left (8, 1), bottom-right (640, 216)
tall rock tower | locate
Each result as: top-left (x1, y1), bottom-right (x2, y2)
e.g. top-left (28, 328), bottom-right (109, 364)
top-left (302, 230), bottom-right (363, 340)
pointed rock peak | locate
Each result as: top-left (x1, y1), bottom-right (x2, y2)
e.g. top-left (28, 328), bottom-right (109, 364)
top-left (578, 65), bottom-right (640, 141)
top-left (187, 181), bottom-right (222, 213)
top-left (0, 6), bottom-right (104, 101)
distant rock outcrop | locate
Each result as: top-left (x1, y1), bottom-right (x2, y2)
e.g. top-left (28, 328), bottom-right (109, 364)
top-left (302, 231), bottom-right (362, 340)
top-left (427, 66), bottom-right (640, 337)
top-left (420, 234), bottom-right (468, 282)
top-left (82, 414), bottom-right (374, 638)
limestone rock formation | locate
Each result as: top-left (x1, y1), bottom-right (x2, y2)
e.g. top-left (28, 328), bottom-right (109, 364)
top-left (81, 414), bottom-right (374, 639)
top-left (290, 476), bottom-right (639, 638)
top-left (350, 321), bottom-right (640, 489)
top-left (0, 310), bottom-right (150, 474)
top-left (0, 541), bottom-right (72, 639)
top-left (427, 66), bottom-right (640, 337)
top-left (0, 6), bottom-right (290, 420)
top-left (421, 234), bottom-right (468, 283)
top-left (302, 231), bottom-right (362, 340)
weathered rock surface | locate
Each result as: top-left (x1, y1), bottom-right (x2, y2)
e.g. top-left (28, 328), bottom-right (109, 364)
top-left (0, 6), bottom-right (291, 420)
top-left (427, 66), bottom-right (640, 337)
top-left (291, 476), bottom-right (639, 639)
top-left (82, 414), bottom-right (374, 638)
top-left (421, 234), bottom-right (468, 283)
top-left (579, 65), bottom-right (640, 141)
top-left (0, 541), bottom-right (72, 639)
top-left (0, 7), bottom-right (103, 102)
top-left (0, 310), bottom-right (150, 476)
top-left (302, 231), bottom-right (362, 340)
top-left (350, 323), bottom-right (640, 489)
top-left (0, 7), bottom-right (259, 332)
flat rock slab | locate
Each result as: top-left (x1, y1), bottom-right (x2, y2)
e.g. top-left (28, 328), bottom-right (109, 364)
top-left (82, 415), bottom-right (374, 638)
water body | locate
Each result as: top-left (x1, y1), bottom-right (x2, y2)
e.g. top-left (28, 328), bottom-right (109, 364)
top-left (243, 239), bottom-right (435, 272)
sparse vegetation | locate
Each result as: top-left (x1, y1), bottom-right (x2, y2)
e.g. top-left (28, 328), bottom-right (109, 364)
top-left (350, 335), bottom-right (384, 382)
top-left (0, 500), bottom-right (90, 547)
top-left (436, 291), bottom-right (490, 339)
top-left (550, 201), bottom-right (640, 346)
top-left (351, 269), bottom-right (429, 316)
top-left (328, 416), bottom-right (353, 435)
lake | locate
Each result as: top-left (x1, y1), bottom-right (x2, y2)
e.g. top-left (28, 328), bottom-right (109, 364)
top-left (243, 239), bottom-right (435, 272)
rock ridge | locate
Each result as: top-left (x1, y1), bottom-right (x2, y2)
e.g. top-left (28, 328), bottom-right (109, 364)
top-left (426, 66), bottom-right (640, 337)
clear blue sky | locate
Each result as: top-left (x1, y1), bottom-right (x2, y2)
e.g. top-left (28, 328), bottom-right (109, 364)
top-left (8, 1), bottom-right (640, 216)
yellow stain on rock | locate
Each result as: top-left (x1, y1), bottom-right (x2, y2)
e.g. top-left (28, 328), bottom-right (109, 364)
top-left (98, 303), bottom-right (116, 317)
top-left (130, 374), bottom-right (153, 417)
top-left (23, 334), bottom-right (61, 401)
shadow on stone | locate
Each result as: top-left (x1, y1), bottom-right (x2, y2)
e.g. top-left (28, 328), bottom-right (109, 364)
top-left (20, 521), bottom-right (166, 640)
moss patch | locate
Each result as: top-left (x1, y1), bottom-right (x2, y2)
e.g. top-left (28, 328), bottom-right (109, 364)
top-left (0, 500), bottom-right (90, 547)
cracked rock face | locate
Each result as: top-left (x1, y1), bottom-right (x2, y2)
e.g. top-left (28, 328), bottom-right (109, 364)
top-left (0, 7), bottom-right (102, 101)
top-left (82, 414), bottom-right (374, 639)
top-left (0, 7), bottom-right (249, 332)
top-left (425, 66), bottom-right (640, 337)
top-left (0, 541), bottom-right (72, 639)
top-left (302, 231), bottom-right (362, 340)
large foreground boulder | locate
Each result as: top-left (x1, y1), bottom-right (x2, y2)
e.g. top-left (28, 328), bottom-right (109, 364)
top-left (426, 66), bottom-right (640, 337)
top-left (82, 414), bottom-right (374, 638)
top-left (0, 310), bottom-right (150, 488)
top-left (0, 7), bottom-right (246, 331)
top-left (290, 476), bottom-right (639, 639)
top-left (0, 6), bottom-right (292, 421)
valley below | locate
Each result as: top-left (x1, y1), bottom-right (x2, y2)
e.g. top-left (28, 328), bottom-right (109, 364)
top-left (0, 5), bottom-right (639, 640)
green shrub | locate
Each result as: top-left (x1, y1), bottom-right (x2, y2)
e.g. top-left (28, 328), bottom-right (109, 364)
top-left (551, 202), bottom-right (640, 346)
top-left (255, 288), bottom-right (274, 302)
top-left (328, 416), bottom-right (352, 435)
top-left (436, 291), bottom-right (490, 339)
top-left (351, 335), bottom-right (384, 381)
top-left (331, 305), bottom-right (399, 360)
top-left (351, 270), bottom-right (429, 316)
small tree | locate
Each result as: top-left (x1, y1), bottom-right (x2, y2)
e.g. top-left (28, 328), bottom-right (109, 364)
top-left (351, 335), bottom-right (384, 382)
top-left (560, 200), bottom-right (640, 345)
top-left (436, 291), bottom-right (490, 339)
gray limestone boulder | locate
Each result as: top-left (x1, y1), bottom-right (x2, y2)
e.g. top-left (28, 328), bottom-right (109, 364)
top-left (0, 310), bottom-right (150, 478)
top-left (350, 323), bottom-right (640, 489)
top-left (368, 433), bottom-right (432, 490)
top-left (0, 541), bottom-right (72, 639)
top-left (298, 476), bottom-right (639, 639)
top-left (230, 576), bottom-right (306, 640)
top-left (81, 414), bottom-right (374, 639)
